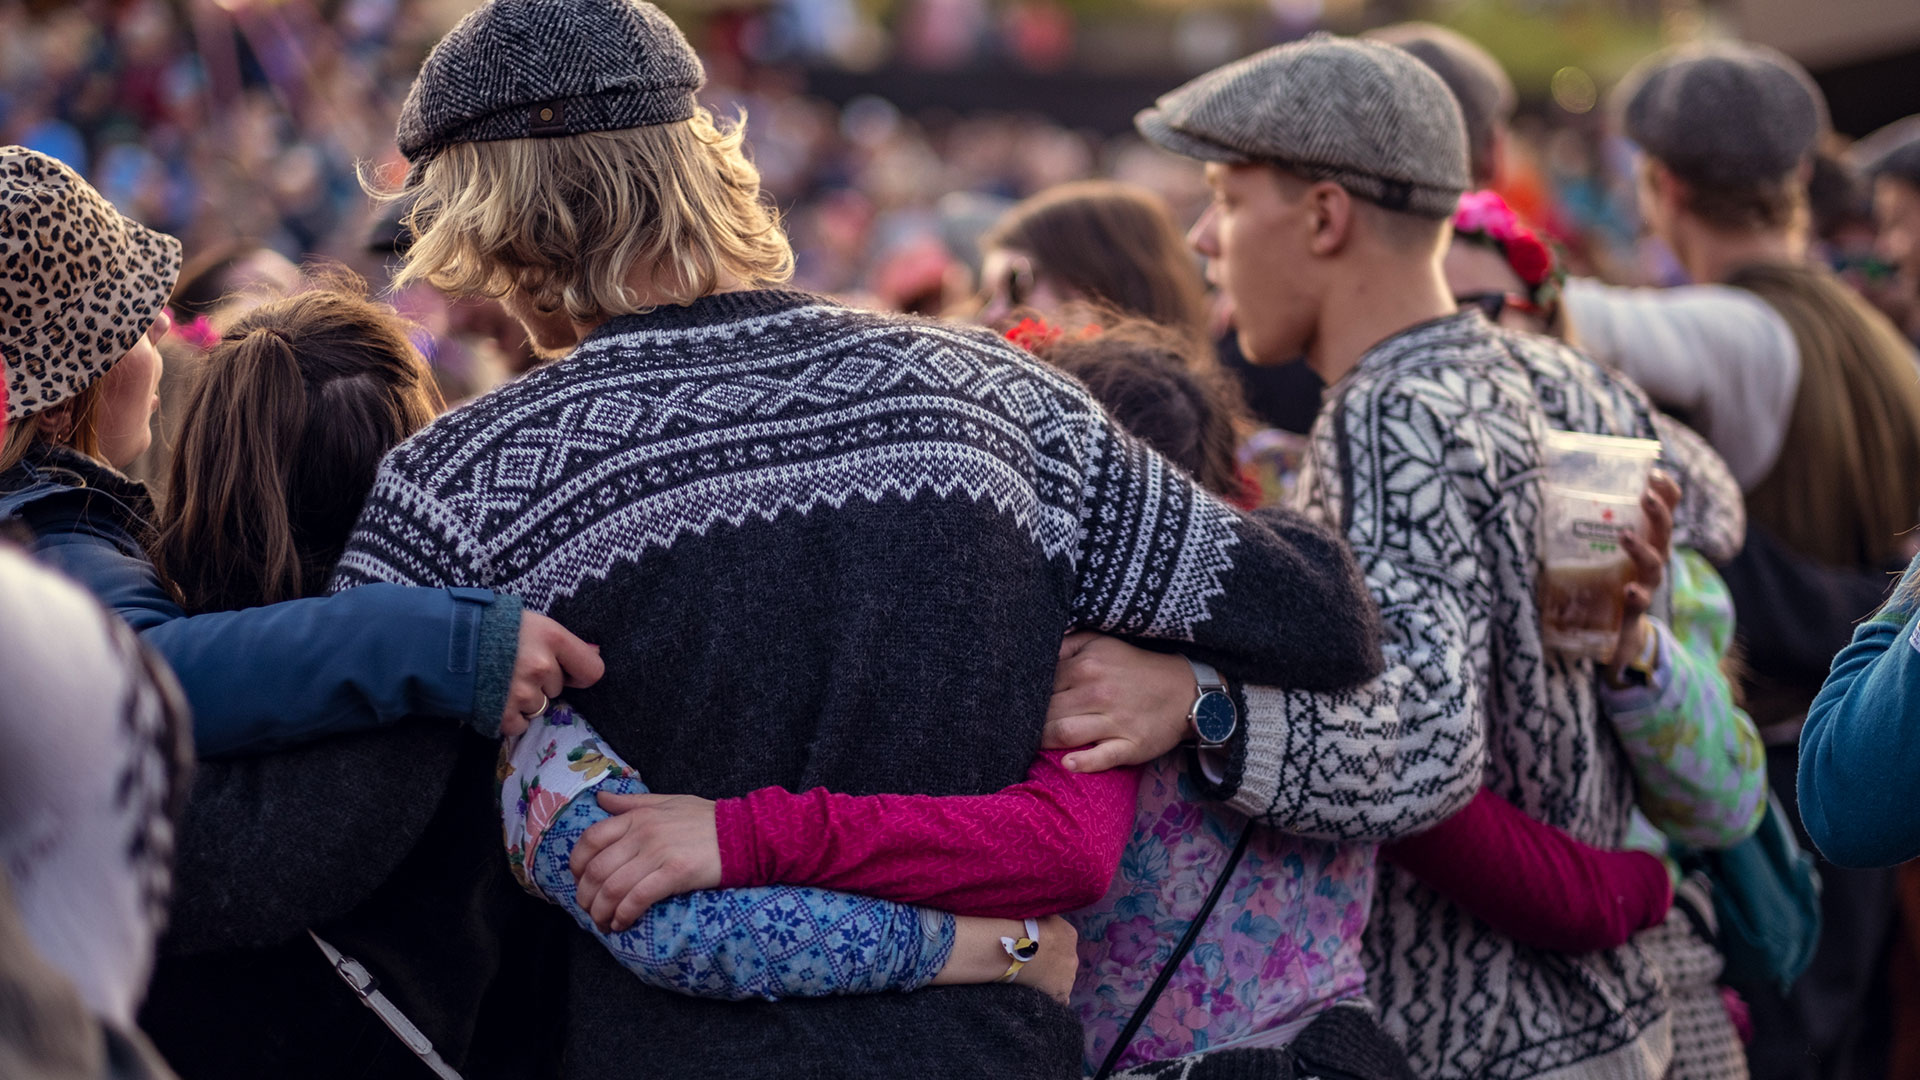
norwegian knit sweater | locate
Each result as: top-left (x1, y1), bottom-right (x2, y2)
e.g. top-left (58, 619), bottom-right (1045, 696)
top-left (1196, 312), bottom-right (1677, 1080)
top-left (333, 289), bottom-right (1382, 1080)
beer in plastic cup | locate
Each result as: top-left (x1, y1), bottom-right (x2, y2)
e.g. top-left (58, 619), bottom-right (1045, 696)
top-left (1538, 430), bottom-right (1662, 660)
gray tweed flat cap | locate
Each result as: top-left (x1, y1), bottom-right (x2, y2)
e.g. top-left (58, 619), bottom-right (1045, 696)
top-left (396, 0), bottom-right (704, 179)
top-left (1615, 41), bottom-right (1828, 186)
top-left (1855, 115), bottom-right (1920, 188)
top-left (1365, 22), bottom-right (1513, 188)
top-left (1135, 34), bottom-right (1470, 219)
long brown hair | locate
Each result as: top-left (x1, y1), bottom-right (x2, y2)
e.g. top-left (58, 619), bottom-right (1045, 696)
top-left (153, 282), bottom-right (442, 613)
top-left (983, 181), bottom-right (1208, 334)
top-left (1732, 262), bottom-right (1920, 569)
top-left (1030, 317), bottom-right (1248, 499)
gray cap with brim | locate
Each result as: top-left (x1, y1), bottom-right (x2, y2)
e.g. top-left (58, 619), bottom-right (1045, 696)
top-left (395, 0), bottom-right (705, 185)
top-left (1134, 33), bottom-right (1470, 220)
top-left (1615, 40), bottom-right (1828, 186)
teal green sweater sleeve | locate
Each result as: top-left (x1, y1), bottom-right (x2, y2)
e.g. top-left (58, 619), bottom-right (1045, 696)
top-left (1798, 555), bottom-right (1920, 868)
top-left (470, 595), bottom-right (522, 740)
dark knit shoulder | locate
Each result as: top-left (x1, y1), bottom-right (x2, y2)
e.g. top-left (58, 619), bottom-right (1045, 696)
top-left (376, 291), bottom-right (1111, 498)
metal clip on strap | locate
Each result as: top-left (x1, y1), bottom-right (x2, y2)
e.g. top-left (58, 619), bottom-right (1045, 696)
top-left (309, 932), bottom-right (465, 1080)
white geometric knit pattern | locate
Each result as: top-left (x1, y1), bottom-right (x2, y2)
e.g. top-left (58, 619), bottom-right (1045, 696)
top-left (1215, 314), bottom-right (1674, 1080)
top-left (337, 303), bottom-right (1242, 639)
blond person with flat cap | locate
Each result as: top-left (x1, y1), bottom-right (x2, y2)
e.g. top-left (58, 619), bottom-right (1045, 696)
top-left (1034, 33), bottom-right (1735, 1079)
top-left (344, 1), bottom-right (1391, 1077)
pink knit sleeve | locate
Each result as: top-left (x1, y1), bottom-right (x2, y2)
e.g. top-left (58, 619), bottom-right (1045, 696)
top-left (1381, 786), bottom-right (1674, 954)
top-left (714, 751), bottom-right (1141, 919)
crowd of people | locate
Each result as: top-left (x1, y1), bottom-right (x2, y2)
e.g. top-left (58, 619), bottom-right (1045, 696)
top-left (7, 2), bottom-right (1920, 1080)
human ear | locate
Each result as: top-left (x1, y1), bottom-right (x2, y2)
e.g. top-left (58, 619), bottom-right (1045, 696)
top-left (1306, 181), bottom-right (1352, 257)
top-left (37, 399), bottom-right (76, 444)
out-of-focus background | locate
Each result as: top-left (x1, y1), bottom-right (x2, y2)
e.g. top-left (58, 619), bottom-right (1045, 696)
top-left (4, 0), bottom-right (1917, 378)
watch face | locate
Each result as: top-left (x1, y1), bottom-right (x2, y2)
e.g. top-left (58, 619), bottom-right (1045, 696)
top-left (1192, 690), bottom-right (1237, 744)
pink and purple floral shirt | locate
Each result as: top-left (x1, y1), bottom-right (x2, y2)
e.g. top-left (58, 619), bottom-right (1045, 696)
top-left (1067, 753), bottom-right (1373, 1072)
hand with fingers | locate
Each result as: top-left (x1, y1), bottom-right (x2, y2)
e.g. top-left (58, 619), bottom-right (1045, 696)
top-left (1043, 631), bottom-right (1197, 773)
top-left (1020, 914), bottom-right (1081, 1004)
top-left (500, 612), bottom-right (605, 738)
top-left (569, 791), bottom-right (721, 932)
top-left (1608, 470), bottom-right (1682, 684)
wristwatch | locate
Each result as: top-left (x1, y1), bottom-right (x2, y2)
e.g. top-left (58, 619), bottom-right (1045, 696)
top-left (1185, 658), bottom-right (1238, 748)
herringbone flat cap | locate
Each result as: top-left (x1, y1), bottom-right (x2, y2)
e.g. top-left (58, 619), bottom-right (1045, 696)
top-left (1616, 41), bottom-right (1827, 186)
top-left (1135, 34), bottom-right (1470, 219)
top-left (397, 0), bottom-right (704, 178)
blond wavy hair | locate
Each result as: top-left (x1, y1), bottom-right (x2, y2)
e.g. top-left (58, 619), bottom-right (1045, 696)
top-left (390, 107), bottom-right (793, 322)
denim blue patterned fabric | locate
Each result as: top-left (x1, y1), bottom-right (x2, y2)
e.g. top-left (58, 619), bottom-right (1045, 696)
top-left (531, 774), bottom-right (956, 1001)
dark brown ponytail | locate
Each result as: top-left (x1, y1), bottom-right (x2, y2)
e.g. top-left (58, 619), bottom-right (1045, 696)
top-left (154, 278), bottom-right (442, 613)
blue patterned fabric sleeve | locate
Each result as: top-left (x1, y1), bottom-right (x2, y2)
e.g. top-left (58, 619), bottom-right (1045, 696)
top-left (531, 774), bottom-right (956, 1002)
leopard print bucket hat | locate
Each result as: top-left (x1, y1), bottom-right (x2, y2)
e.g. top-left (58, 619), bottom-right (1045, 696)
top-left (1, 147), bottom-right (183, 421)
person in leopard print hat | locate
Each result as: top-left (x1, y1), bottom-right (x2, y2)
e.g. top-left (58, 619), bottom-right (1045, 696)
top-left (0, 147), bottom-right (181, 444)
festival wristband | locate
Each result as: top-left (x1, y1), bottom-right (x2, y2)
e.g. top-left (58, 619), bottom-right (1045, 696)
top-left (998, 918), bottom-right (1041, 983)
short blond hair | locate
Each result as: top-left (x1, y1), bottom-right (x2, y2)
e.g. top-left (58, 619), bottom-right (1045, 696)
top-left (392, 107), bottom-right (793, 322)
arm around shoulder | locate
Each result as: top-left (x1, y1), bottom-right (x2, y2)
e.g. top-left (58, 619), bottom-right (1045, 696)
top-left (143, 584), bottom-right (520, 756)
top-left (1193, 388), bottom-right (1489, 843)
top-left (1068, 413), bottom-right (1383, 691)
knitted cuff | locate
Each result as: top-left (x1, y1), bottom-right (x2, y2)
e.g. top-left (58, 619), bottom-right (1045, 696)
top-left (715, 785), bottom-right (830, 890)
top-left (714, 795), bottom-right (760, 889)
top-left (468, 594), bottom-right (523, 739)
top-left (1621, 849), bottom-right (1678, 934)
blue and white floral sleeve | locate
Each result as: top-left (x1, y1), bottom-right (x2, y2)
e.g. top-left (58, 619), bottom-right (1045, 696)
top-left (503, 707), bottom-right (954, 1001)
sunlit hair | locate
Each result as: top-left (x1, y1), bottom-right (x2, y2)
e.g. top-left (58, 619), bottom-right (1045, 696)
top-left (0, 378), bottom-right (102, 473)
top-left (389, 108), bottom-right (794, 323)
top-left (154, 274), bottom-right (443, 613)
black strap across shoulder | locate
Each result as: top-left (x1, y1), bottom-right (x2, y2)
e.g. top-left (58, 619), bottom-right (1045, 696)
top-left (1093, 819), bottom-right (1256, 1080)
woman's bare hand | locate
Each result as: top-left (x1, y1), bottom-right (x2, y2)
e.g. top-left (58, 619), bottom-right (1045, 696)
top-left (1043, 632), bottom-right (1196, 772)
top-left (1608, 470), bottom-right (1681, 683)
top-left (500, 612), bottom-right (603, 737)
top-left (569, 791), bottom-right (722, 931)
top-left (1019, 915), bottom-right (1080, 1004)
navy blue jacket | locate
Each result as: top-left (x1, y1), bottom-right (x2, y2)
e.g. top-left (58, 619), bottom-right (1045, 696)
top-left (0, 446), bottom-right (520, 756)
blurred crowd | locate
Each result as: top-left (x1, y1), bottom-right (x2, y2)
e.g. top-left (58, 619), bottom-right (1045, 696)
top-left (20, 0), bottom-right (1887, 344)
top-left (10, 3), bottom-right (1920, 1080)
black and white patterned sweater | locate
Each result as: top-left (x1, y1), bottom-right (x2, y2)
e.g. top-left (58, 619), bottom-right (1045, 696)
top-left (334, 289), bottom-right (1381, 1080)
top-left (1197, 312), bottom-right (1679, 1080)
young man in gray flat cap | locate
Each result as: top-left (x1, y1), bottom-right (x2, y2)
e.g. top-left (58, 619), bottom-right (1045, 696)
top-left (1569, 43), bottom-right (1920, 1080)
top-left (336, 2), bottom-right (1394, 1078)
top-left (1054, 32), bottom-right (1701, 1079)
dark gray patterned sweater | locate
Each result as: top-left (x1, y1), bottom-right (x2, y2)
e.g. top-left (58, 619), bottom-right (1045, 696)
top-left (333, 289), bottom-right (1381, 1080)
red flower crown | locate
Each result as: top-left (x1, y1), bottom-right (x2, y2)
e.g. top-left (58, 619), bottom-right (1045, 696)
top-left (1452, 190), bottom-right (1564, 308)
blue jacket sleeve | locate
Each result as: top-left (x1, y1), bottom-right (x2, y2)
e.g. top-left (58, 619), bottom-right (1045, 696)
top-left (1798, 609), bottom-right (1920, 868)
top-left (29, 527), bottom-right (522, 758)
